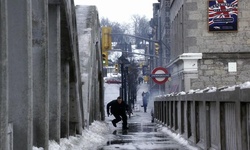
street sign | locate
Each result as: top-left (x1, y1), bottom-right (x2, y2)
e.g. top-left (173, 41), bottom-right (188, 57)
top-left (150, 67), bottom-right (170, 84)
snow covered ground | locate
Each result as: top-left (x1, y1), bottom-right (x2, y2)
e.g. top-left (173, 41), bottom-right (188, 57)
top-left (33, 81), bottom-right (250, 150)
top-left (32, 82), bottom-right (196, 150)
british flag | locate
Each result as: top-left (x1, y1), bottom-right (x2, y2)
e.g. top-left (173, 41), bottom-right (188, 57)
top-left (208, 0), bottom-right (238, 31)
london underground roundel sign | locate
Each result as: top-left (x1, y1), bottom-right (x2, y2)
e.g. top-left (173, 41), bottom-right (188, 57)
top-left (151, 67), bottom-right (170, 84)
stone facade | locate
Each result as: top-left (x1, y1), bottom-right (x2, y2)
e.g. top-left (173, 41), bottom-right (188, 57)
top-left (191, 53), bottom-right (250, 89)
top-left (158, 0), bottom-right (250, 93)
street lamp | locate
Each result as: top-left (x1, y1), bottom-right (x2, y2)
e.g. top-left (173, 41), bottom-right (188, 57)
top-left (118, 55), bottom-right (130, 104)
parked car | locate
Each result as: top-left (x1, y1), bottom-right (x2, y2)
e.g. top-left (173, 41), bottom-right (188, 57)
top-left (105, 78), bottom-right (122, 84)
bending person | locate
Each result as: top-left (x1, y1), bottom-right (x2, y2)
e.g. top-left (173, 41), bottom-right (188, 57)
top-left (107, 96), bottom-right (129, 130)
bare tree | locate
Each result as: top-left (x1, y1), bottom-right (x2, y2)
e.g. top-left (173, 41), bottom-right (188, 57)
top-left (100, 17), bottom-right (131, 43)
top-left (100, 15), bottom-right (150, 46)
top-left (131, 15), bottom-right (151, 49)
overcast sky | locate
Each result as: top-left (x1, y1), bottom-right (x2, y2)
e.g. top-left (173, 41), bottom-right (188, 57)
top-left (74, 0), bottom-right (158, 24)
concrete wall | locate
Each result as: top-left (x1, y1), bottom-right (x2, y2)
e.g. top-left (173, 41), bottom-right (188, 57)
top-left (0, 1), bottom-right (104, 150)
top-left (0, 1), bottom-right (9, 150)
top-left (75, 5), bottom-right (104, 127)
top-left (48, 3), bottom-right (61, 143)
top-left (7, 1), bottom-right (33, 150)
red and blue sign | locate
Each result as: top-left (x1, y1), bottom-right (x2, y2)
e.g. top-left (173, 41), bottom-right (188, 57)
top-left (208, 0), bottom-right (238, 31)
top-left (150, 67), bottom-right (170, 84)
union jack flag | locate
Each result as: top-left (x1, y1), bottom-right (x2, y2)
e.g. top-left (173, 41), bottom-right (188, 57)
top-left (208, 0), bottom-right (238, 31)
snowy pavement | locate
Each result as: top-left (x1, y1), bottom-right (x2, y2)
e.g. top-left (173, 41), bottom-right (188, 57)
top-left (102, 110), bottom-right (192, 150)
top-left (36, 81), bottom-right (250, 149)
top-left (34, 83), bottom-right (199, 150)
top-left (101, 83), bottom-right (198, 150)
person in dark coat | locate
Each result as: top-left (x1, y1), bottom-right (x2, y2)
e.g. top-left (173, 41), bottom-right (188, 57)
top-left (107, 96), bottom-right (129, 130)
top-left (142, 92), bottom-right (149, 112)
top-left (138, 76), bottom-right (143, 84)
top-left (142, 91), bottom-right (145, 97)
top-left (142, 94), bottom-right (148, 112)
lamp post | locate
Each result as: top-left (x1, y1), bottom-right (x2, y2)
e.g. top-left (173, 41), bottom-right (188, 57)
top-left (118, 54), bottom-right (130, 104)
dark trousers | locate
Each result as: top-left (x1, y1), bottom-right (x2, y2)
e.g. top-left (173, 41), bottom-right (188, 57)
top-left (113, 113), bottom-right (127, 128)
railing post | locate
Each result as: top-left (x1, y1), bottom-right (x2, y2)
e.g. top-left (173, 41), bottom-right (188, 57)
top-left (190, 101), bottom-right (196, 143)
top-left (178, 96), bottom-right (184, 134)
top-left (161, 101), bottom-right (163, 123)
top-left (173, 100), bottom-right (177, 130)
top-left (154, 101), bottom-right (158, 120)
top-left (175, 100), bottom-right (178, 130)
top-left (203, 96), bottom-right (210, 149)
top-left (240, 101), bottom-right (247, 150)
top-left (169, 101), bottom-right (173, 128)
top-left (177, 97), bottom-right (181, 133)
top-left (184, 96), bottom-right (191, 139)
top-left (166, 101), bottom-right (169, 126)
top-left (216, 100), bottom-right (225, 150)
top-left (163, 101), bottom-right (166, 124)
top-left (235, 87), bottom-right (243, 150)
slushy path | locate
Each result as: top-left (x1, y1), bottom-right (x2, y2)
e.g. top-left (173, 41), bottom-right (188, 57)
top-left (102, 83), bottom-right (193, 150)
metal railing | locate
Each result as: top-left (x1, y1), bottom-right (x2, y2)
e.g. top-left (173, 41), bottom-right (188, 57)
top-left (154, 87), bottom-right (250, 150)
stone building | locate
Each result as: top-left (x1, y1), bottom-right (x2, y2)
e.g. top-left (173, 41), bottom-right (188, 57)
top-left (153, 0), bottom-right (250, 93)
top-left (0, 1), bottom-right (104, 149)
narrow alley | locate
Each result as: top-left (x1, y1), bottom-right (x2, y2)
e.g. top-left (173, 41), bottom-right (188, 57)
top-left (101, 83), bottom-right (198, 150)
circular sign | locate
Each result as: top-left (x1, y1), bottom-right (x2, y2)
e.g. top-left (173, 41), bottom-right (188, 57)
top-left (151, 67), bottom-right (169, 84)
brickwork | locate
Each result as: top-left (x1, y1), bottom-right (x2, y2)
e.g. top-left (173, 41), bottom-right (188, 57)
top-left (191, 53), bottom-right (250, 90)
top-left (164, 0), bottom-right (250, 92)
top-left (185, 0), bottom-right (250, 53)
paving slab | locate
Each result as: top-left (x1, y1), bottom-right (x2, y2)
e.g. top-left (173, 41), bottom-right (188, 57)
top-left (100, 111), bottom-right (191, 150)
